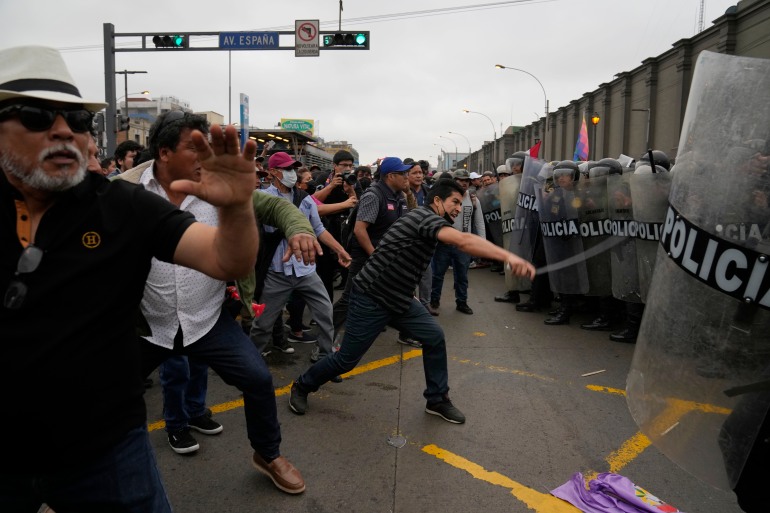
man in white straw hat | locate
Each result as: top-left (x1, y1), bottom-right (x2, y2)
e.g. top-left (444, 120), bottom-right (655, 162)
top-left (0, 45), bottom-right (314, 512)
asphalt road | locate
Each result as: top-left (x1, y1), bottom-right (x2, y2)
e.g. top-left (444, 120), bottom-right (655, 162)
top-left (144, 268), bottom-right (745, 513)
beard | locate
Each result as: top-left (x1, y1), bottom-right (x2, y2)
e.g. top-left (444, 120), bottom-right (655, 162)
top-left (1, 142), bottom-right (87, 192)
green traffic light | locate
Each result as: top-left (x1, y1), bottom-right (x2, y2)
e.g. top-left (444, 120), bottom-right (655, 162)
top-left (173, 35), bottom-right (184, 47)
top-left (355, 33), bottom-right (367, 45)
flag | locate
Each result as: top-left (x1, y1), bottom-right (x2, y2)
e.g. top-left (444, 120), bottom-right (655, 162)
top-left (573, 112), bottom-right (589, 161)
top-left (528, 140), bottom-right (541, 159)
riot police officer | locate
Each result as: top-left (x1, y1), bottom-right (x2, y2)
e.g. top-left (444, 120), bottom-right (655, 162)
top-left (538, 160), bottom-right (589, 325)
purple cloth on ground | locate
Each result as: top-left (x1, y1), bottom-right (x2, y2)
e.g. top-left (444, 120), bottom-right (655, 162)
top-left (551, 472), bottom-right (684, 513)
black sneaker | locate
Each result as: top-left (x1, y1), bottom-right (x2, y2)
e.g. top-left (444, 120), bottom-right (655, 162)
top-left (289, 381), bottom-right (308, 415)
top-left (425, 396), bottom-right (466, 424)
top-left (168, 428), bottom-right (200, 454)
top-left (188, 413), bottom-right (223, 435)
top-left (287, 332), bottom-right (317, 344)
top-left (273, 340), bottom-right (295, 354)
top-left (456, 302), bottom-right (474, 315)
top-left (284, 322), bottom-right (312, 333)
top-left (397, 336), bottom-right (422, 348)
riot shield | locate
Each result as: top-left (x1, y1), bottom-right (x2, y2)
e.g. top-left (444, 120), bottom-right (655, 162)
top-left (629, 170), bottom-right (672, 303)
top-left (576, 172), bottom-right (612, 296)
top-left (508, 157), bottom-right (543, 262)
top-left (479, 182), bottom-right (504, 247)
top-left (608, 172), bottom-right (641, 302)
top-left (500, 157), bottom-right (543, 290)
top-left (535, 182), bottom-right (589, 295)
top-left (498, 174), bottom-right (528, 291)
top-left (626, 51), bottom-right (770, 491)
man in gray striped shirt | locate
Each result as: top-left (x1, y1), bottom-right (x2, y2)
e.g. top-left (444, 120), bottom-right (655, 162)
top-left (288, 179), bottom-right (535, 424)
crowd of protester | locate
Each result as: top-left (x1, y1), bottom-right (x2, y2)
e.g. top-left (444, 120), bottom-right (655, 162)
top-left (6, 44), bottom-right (769, 513)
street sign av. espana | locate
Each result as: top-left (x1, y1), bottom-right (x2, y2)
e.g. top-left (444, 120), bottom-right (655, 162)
top-left (219, 31), bottom-right (279, 50)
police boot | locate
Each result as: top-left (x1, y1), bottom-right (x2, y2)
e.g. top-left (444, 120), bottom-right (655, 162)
top-left (544, 306), bottom-right (570, 325)
top-left (494, 290), bottom-right (520, 303)
top-left (581, 315), bottom-right (616, 331)
top-left (609, 327), bottom-right (638, 343)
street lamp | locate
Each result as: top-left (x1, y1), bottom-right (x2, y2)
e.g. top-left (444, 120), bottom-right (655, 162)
top-left (463, 109), bottom-right (497, 169)
top-left (433, 143), bottom-right (448, 171)
top-left (448, 131), bottom-right (471, 169)
top-left (591, 112), bottom-right (600, 160)
top-left (439, 135), bottom-right (458, 168)
top-left (495, 64), bottom-right (549, 160)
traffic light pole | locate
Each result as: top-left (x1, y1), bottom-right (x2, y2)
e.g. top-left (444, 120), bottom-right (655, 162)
top-left (103, 22), bottom-right (369, 155)
top-left (103, 24), bottom-right (117, 156)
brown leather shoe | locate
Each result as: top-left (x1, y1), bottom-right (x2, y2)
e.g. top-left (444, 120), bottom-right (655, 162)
top-left (252, 453), bottom-right (305, 494)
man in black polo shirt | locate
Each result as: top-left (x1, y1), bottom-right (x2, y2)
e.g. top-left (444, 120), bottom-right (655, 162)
top-left (0, 46), bottom-right (313, 512)
top-left (329, 156), bottom-right (410, 350)
top-left (289, 179), bottom-right (535, 424)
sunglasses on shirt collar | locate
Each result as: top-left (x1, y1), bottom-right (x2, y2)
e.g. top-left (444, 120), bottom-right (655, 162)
top-left (149, 110), bottom-right (187, 143)
top-left (0, 104), bottom-right (94, 133)
top-left (4, 245), bottom-right (44, 310)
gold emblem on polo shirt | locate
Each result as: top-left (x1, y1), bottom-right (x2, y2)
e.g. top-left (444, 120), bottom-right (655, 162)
top-left (82, 231), bottom-right (101, 249)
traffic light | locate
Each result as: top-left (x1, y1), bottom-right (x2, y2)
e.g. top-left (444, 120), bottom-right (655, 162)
top-left (322, 32), bottom-right (369, 49)
top-left (117, 114), bottom-right (130, 132)
top-left (152, 34), bottom-right (188, 48)
top-left (94, 113), bottom-right (105, 133)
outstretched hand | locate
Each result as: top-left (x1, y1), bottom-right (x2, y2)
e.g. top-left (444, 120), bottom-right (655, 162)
top-left (505, 254), bottom-right (536, 280)
top-left (283, 233), bottom-right (323, 265)
top-left (170, 124), bottom-right (257, 207)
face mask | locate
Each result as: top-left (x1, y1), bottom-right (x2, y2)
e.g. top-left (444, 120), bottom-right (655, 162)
top-left (434, 199), bottom-right (453, 223)
top-left (359, 177), bottom-right (371, 191)
top-left (279, 170), bottom-right (297, 188)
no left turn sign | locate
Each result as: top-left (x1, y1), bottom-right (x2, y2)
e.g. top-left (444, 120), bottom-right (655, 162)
top-left (295, 20), bottom-right (319, 57)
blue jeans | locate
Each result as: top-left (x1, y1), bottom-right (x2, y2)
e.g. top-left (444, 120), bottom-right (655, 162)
top-left (159, 355), bottom-right (209, 433)
top-left (298, 286), bottom-right (450, 403)
top-left (0, 425), bottom-right (171, 513)
top-left (431, 242), bottom-right (472, 304)
top-left (142, 309), bottom-right (281, 460)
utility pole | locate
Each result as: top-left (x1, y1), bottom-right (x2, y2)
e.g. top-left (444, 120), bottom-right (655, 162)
top-left (115, 70), bottom-right (147, 142)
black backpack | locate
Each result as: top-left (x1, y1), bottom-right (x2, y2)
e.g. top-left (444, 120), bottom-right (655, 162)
top-left (340, 185), bottom-right (386, 252)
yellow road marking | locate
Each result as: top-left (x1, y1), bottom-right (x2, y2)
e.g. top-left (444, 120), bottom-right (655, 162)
top-left (450, 356), bottom-right (556, 383)
top-left (147, 348), bottom-right (732, 495)
top-left (586, 384), bottom-right (625, 396)
top-left (147, 349), bottom-right (423, 432)
top-left (422, 444), bottom-right (580, 512)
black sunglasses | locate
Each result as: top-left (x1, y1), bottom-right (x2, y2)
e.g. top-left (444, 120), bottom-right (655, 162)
top-left (0, 105), bottom-right (93, 133)
top-left (4, 245), bottom-right (44, 310)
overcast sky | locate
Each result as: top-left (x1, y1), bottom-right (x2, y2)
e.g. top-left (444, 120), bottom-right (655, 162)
top-left (1, 0), bottom-right (738, 166)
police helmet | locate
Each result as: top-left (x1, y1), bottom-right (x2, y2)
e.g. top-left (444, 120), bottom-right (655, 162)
top-left (506, 151), bottom-right (527, 172)
top-left (453, 169), bottom-right (471, 180)
top-left (588, 158), bottom-right (623, 178)
top-left (553, 160), bottom-right (580, 182)
top-left (637, 150), bottom-right (671, 171)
